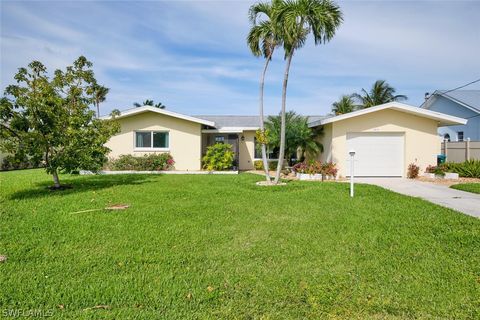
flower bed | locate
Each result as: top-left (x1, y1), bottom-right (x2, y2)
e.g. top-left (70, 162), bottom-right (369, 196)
top-left (292, 161), bottom-right (338, 181)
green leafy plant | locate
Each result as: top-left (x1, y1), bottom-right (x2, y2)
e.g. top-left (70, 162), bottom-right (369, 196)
top-left (443, 160), bottom-right (480, 178)
top-left (202, 143), bottom-right (234, 171)
top-left (254, 160), bottom-right (278, 171)
top-left (0, 56), bottom-right (119, 188)
top-left (407, 163), bottom-right (420, 179)
top-left (1, 154), bottom-right (43, 171)
top-left (108, 154), bottom-right (174, 171)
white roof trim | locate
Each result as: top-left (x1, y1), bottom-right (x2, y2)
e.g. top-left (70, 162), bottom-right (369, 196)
top-left (101, 106), bottom-right (215, 126)
top-left (309, 102), bottom-right (467, 127)
top-left (202, 127), bottom-right (259, 133)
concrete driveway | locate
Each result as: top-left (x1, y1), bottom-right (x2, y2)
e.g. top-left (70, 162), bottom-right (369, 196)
top-left (356, 178), bottom-right (480, 218)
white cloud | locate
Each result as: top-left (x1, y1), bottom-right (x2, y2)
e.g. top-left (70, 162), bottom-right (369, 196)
top-left (1, 0), bottom-right (479, 116)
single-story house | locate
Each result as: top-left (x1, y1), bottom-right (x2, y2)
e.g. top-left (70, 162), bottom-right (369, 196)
top-left (103, 102), bottom-right (466, 177)
top-left (421, 90), bottom-right (480, 141)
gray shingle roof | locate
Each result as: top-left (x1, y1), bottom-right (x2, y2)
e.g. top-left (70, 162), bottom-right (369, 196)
top-left (194, 115), bottom-right (328, 129)
top-left (437, 90), bottom-right (480, 112)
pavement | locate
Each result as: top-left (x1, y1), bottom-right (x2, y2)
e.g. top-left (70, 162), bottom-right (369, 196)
top-left (356, 178), bottom-right (480, 218)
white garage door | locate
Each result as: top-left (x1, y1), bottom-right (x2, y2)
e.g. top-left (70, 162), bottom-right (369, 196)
top-left (346, 132), bottom-right (404, 177)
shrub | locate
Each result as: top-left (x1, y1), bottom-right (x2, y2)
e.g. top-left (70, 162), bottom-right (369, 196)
top-left (293, 160), bottom-right (338, 177)
top-left (426, 164), bottom-right (445, 177)
top-left (202, 143), bottom-right (234, 171)
top-left (407, 163), bottom-right (420, 179)
top-left (108, 153), bottom-right (175, 171)
top-left (322, 162), bottom-right (338, 178)
top-left (1, 155), bottom-right (43, 171)
top-left (443, 160), bottom-right (480, 178)
top-left (253, 160), bottom-right (278, 171)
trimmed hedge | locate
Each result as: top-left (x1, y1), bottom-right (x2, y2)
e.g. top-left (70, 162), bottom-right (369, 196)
top-left (107, 154), bottom-right (175, 171)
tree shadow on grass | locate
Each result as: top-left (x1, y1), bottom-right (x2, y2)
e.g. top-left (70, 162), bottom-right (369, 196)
top-left (9, 174), bottom-right (158, 200)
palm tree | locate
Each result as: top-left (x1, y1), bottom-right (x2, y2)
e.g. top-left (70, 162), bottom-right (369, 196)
top-left (133, 99), bottom-right (166, 109)
top-left (272, 0), bottom-right (343, 183)
top-left (332, 95), bottom-right (355, 115)
top-left (353, 80), bottom-right (407, 108)
top-left (266, 111), bottom-right (323, 165)
top-left (247, 0), bottom-right (282, 181)
top-left (154, 102), bottom-right (166, 109)
top-left (92, 84), bottom-right (109, 118)
top-left (297, 117), bottom-right (323, 161)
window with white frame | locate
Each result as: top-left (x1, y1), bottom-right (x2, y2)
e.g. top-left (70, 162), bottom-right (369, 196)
top-left (457, 131), bottom-right (464, 142)
top-left (135, 131), bottom-right (169, 149)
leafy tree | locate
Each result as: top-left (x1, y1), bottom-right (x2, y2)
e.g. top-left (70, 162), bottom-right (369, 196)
top-left (133, 100), bottom-right (166, 109)
top-left (353, 79), bottom-right (407, 108)
top-left (247, 0), bottom-right (283, 181)
top-left (332, 94), bottom-right (355, 115)
top-left (92, 84), bottom-right (109, 118)
top-left (265, 111), bottom-right (323, 165)
top-left (0, 57), bottom-right (119, 188)
top-left (272, 0), bottom-right (343, 183)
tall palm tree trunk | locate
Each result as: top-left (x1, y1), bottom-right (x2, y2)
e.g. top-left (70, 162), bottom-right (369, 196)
top-left (259, 52), bottom-right (273, 181)
top-left (96, 101), bottom-right (100, 118)
top-left (274, 52), bottom-right (293, 184)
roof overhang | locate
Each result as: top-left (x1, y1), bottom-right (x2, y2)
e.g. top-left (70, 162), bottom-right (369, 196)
top-left (101, 106), bottom-right (215, 126)
top-left (423, 91), bottom-right (480, 114)
top-left (309, 102), bottom-right (467, 127)
top-left (202, 127), bottom-right (259, 133)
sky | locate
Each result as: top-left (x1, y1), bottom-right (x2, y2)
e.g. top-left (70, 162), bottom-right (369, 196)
top-left (1, 0), bottom-right (479, 116)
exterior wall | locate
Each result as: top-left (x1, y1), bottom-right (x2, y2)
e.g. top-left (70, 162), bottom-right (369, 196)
top-left (105, 112), bottom-right (202, 170)
top-left (239, 130), bottom-right (255, 170)
top-left (317, 123), bottom-right (332, 163)
top-left (425, 95), bottom-right (480, 141)
top-left (328, 109), bottom-right (440, 177)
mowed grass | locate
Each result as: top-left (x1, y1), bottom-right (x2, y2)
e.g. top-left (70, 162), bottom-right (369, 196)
top-left (1, 169), bottom-right (479, 319)
top-left (451, 183), bottom-right (480, 194)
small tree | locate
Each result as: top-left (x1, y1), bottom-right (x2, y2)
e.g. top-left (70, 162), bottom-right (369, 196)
top-left (0, 57), bottom-right (119, 188)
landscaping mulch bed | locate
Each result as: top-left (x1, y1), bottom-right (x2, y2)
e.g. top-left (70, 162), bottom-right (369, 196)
top-left (416, 176), bottom-right (480, 186)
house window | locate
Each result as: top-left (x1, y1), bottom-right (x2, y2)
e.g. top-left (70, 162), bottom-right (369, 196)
top-left (443, 134), bottom-right (450, 142)
top-left (457, 131), bottom-right (464, 142)
top-left (254, 138), bottom-right (278, 159)
top-left (214, 136), bottom-right (225, 143)
top-left (135, 131), bottom-right (169, 149)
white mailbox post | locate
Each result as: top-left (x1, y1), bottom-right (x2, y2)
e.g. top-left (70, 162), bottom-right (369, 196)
top-left (349, 150), bottom-right (356, 197)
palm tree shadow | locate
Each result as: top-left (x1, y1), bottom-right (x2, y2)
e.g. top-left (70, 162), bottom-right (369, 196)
top-left (9, 174), bottom-right (158, 200)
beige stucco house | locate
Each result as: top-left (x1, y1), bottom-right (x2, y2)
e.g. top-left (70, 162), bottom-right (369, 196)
top-left (103, 102), bottom-right (466, 177)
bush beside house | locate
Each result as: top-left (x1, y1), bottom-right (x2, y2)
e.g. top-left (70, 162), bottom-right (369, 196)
top-left (202, 143), bottom-right (235, 171)
top-left (292, 160), bottom-right (338, 180)
top-left (107, 154), bottom-right (175, 171)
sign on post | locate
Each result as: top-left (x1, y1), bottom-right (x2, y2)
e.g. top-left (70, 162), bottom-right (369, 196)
top-left (349, 150), bottom-right (355, 197)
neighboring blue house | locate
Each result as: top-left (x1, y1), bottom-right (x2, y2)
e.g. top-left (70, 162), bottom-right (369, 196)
top-left (421, 90), bottom-right (480, 141)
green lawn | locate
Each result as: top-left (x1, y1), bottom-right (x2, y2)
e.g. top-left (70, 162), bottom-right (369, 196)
top-left (1, 169), bottom-right (479, 319)
top-left (451, 183), bottom-right (480, 194)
